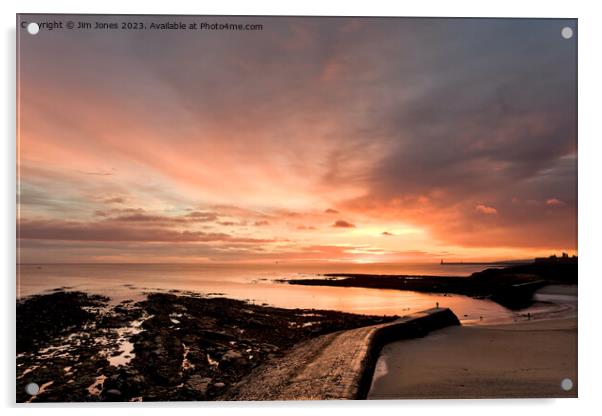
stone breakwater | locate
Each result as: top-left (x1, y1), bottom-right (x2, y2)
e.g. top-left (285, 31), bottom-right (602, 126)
top-left (224, 307), bottom-right (460, 400)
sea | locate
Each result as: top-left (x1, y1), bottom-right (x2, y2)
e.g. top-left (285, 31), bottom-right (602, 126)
top-left (16, 262), bottom-right (575, 325)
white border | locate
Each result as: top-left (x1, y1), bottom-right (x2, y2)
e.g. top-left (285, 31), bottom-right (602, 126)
top-left (3, 1), bottom-right (602, 415)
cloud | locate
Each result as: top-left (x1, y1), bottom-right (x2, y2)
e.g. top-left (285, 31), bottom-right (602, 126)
top-left (254, 220), bottom-right (270, 226)
top-left (185, 211), bottom-right (219, 221)
top-left (18, 219), bottom-right (276, 244)
top-left (80, 170), bottom-right (112, 176)
top-left (546, 198), bottom-right (564, 206)
top-left (17, 18), bottom-right (576, 260)
top-left (382, 231), bottom-right (393, 236)
top-left (297, 225), bottom-right (317, 230)
top-left (332, 220), bottom-right (355, 228)
top-left (104, 197), bottom-right (125, 204)
top-left (475, 204), bottom-right (498, 215)
top-left (111, 211), bottom-right (219, 225)
top-left (217, 221), bottom-right (237, 226)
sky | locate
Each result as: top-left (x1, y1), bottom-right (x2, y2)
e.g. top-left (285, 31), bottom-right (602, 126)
top-left (17, 16), bottom-right (577, 264)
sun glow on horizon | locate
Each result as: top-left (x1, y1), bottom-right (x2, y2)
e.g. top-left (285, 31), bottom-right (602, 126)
top-left (17, 17), bottom-right (576, 264)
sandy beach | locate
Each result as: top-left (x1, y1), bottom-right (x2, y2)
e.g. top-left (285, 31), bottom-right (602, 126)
top-left (369, 316), bottom-right (577, 399)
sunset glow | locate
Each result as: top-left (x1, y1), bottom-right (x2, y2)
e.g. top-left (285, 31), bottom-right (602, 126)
top-left (17, 17), bottom-right (577, 264)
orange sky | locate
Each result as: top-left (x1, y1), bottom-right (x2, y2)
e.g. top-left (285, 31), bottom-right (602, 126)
top-left (17, 16), bottom-right (577, 264)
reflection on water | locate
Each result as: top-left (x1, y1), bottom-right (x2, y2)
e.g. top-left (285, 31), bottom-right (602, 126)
top-left (18, 263), bottom-right (536, 324)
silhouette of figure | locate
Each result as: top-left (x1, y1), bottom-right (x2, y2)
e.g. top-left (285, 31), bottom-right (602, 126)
top-left (436, 302), bottom-right (439, 309)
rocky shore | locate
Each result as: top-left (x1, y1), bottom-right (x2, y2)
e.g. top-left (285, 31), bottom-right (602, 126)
top-left (16, 290), bottom-right (396, 402)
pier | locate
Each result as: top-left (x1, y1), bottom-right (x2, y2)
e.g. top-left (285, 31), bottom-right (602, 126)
top-left (224, 307), bottom-right (460, 401)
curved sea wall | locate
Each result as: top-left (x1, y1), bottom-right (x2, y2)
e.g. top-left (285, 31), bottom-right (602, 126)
top-left (225, 307), bottom-right (460, 401)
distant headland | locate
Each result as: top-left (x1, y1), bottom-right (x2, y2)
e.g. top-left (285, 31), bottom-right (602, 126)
top-left (287, 256), bottom-right (578, 310)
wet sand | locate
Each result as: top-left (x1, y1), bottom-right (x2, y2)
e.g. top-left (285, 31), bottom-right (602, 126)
top-left (368, 316), bottom-right (577, 399)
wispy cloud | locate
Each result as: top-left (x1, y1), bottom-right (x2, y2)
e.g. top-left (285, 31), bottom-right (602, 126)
top-left (546, 198), bottom-right (564, 206)
top-left (475, 204), bottom-right (498, 215)
top-left (19, 219), bottom-right (277, 244)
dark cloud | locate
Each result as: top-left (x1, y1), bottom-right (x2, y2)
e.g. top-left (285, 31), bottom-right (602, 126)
top-left (112, 213), bottom-right (185, 223)
top-left (332, 220), bottom-right (355, 228)
top-left (324, 208), bottom-right (339, 214)
top-left (297, 225), bottom-right (317, 230)
top-left (110, 211), bottom-right (219, 225)
top-left (382, 231), bottom-right (393, 236)
top-left (18, 219), bottom-right (276, 244)
top-left (17, 239), bottom-right (275, 263)
top-left (338, 19), bottom-right (577, 249)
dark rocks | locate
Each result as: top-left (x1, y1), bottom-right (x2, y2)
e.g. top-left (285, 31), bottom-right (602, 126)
top-left (219, 350), bottom-right (247, 370)
top-left (184, 375), bottom-right (212, 396)
top-left (17, 290), bottom-right (396, 402)
top-left (102, 369), bottom-right (145, 398)
top-left (288, 262), bottom-right (577, 310)
top-left (222, 350), bottom-right (244, 361)
top-left (103, 389), bottom-right (122, 401)
top-left (17, 291), bottom-right (108, 353)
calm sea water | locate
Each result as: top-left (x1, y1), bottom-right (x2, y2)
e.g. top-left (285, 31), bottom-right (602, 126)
top-left (17, 262), bottom-right (537, 324)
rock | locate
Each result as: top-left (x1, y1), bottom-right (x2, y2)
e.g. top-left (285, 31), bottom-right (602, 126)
top-left (104, 388), bottom-right (122, 401)
top-left (17, 290), bottom-right (397, 402)
top-left (222, 350), bottom-right (243, 361)
top-left (103, 370), bottom-right (145, 398)
top-left (185, 375), bottom-right (212, 396)
top-left (130, 374), bottom-right (145, 386)
top-left (154, 365), bottom-right (180, 385)
top-left (219, 350), bottom-right (247, 370)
